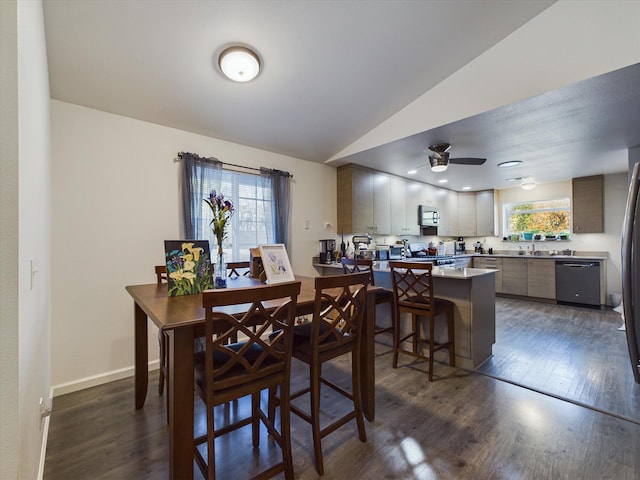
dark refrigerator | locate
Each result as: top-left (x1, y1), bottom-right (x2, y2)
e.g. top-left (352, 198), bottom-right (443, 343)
top-left (622, 161), bottom-right (640, 383)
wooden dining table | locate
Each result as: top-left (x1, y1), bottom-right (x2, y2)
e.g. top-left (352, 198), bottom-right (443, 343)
top-left (126, 274), bottom-right (379, 479)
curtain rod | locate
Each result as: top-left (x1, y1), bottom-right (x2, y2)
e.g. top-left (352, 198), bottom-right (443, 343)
top-left (175, 151), bottom-right (293, 178)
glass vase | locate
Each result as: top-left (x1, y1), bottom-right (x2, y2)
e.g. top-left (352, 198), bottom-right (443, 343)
top-left (214, 251), bottom-right (227, 288)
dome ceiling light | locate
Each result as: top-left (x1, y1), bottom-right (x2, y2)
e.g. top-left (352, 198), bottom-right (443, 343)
top-left (521, 177), bottom-right (537, 190)
top-left (218, 46), bottom-right (261, 82)
top-left (498, 160), bottom-right (522, 168)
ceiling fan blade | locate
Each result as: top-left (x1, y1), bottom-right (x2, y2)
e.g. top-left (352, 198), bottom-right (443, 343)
top-left (449, 157), bottom-right (486, 165)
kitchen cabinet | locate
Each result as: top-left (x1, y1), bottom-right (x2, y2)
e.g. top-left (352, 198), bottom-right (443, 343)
top-left (527, 258), bottom-right (556, 299)
top-left (474, 256), bottom-right (503, 292)
top-left (435, 188), bottom-right (458, 237)
top-left (501, 257), bottom-right (528, 296)
top-left (457, 193), bottom-right (477, 236)
top-left (337, 164), bottom-right (390, 234)
top-left (476, 190), bottom-right (496, 237)
top-left (390, 176), bottom-right (421, 235)
top-left (572, 175), bottom-right (604, 233)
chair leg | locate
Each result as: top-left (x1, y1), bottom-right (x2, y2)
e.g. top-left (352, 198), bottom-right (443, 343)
top-left (252, 393), bottom-right (260, 448)
top-left (351, 350), bottom-right (367, 443)
top-left (392, 308), bottom-right (400, 368)
top-left (279, 383), bottom-right (294, 480)
top-left (310, 361), bottom-right (324, 476)
top-left (412, 314), bottom-right (419, 355)
top-left (428, 313), bottom-right (435, 382)
top-left (448, 308), bottom-right (455, 366)
top-left (158, 330), bottom-right (165, 394)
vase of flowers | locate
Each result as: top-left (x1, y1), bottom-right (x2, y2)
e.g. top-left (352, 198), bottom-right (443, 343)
top-left (204, 189), bottom-right (235, 288)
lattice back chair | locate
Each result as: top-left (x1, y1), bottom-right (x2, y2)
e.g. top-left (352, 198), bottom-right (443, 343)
top-left (284, 272), bottom-right (370, 476)
top-left (388, 261), bottom-right (455, 381)
top-left (341, 258), bottom-right (394, 336)
top-left (195, 281), bottom-right (301, 480)
top-left (227, 261), bottom-right (251, 278)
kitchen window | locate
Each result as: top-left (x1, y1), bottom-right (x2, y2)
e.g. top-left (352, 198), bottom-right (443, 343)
top-left (503, 198), bottom-right (570, 239)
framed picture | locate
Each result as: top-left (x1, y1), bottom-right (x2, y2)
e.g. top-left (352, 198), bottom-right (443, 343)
top-left (258, 244), bottom-right (295, 284)
top-left (164, 240), bottom-right (214, 296)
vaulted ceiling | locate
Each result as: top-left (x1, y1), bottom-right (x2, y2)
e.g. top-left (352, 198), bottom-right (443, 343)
top-left (43, 0), bottom-right (640, 191)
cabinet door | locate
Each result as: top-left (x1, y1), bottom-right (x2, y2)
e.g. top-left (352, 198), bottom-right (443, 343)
top-left (573, 175), bottom-right (603, 233)
top-left (457, 193), bottom-right (477, 236)
top-left (350, 167), bottom-right (374, 234)
top-left (390, 176), bottom-right (407, 235)
top-left (434, 188), bottom-right (458, 237)
top-left (404, 181), bottom-right (422, 235)
top-left (474, 256), bottom-right (503, 293)
top-left (527, 259), bottom-right (556, 299)
top-left (476, 190), bottom-right (495, 237)
top-left (372, 171), bottom-right (391, 235)
top-left (501, 258), bottom-right (528, 295)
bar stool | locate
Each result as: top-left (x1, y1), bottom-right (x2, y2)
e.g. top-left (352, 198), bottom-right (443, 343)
top-left (388, 261), bottom-right (455, 381)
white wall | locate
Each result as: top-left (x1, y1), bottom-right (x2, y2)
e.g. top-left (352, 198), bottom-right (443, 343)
top-left (50, 100), bottom-right (336, 391)
top-left (1, 0), bottom-right (52, 478)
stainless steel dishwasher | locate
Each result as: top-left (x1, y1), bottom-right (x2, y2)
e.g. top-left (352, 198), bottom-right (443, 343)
top-left (555, 260), bottom-right (600, 307)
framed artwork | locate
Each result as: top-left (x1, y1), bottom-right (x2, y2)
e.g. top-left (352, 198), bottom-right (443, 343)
top-left (259, 244), bottom-right (295, 284)
top-left (164, 240), bottom-right (214, 296)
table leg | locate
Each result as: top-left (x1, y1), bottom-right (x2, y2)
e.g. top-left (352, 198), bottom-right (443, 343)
top-left (169, 327), bottom-right (195, 479)
top-left (134, 302), bottom-right (148, 410)
top-left (361, 291), bottom-right (376, 421)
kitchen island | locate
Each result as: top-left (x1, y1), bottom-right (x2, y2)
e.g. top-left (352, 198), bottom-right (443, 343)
top-left (313, 261), bottom-right (497, 370)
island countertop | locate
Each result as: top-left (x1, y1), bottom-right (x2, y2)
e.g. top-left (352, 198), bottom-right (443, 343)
top-left (313, 261), bottom-right (498, 279)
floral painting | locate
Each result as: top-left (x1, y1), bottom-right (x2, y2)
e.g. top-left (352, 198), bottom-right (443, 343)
top-left (164, 240), bottom-right (214, 296)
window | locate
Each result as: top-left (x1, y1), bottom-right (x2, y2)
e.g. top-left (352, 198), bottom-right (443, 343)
top-left (503, 198), bottom-right (570, 239)
top-left (191, 169), bottom-right (274, 261)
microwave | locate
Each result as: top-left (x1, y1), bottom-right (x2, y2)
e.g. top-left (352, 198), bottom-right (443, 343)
top-left (418, 205), bottom-right (440, 226)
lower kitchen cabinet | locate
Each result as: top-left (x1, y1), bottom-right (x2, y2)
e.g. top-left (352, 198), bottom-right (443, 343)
top-left (501, 257), bottom-right (528, 296)
top-left (473, 256), bottom-right (503, 292)
top-left (527, 258), bottom-right (556, 299)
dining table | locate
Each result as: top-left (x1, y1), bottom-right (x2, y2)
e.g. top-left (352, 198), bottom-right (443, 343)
top-left (126, 274), bottom-right (380, 479)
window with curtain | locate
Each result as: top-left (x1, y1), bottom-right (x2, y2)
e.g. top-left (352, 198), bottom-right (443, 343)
top-left (180, 152), bottom-right (290, 261)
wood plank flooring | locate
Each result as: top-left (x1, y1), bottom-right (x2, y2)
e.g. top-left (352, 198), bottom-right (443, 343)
top-left (45, 324), bottom-right (640, 479)
top-left (478, 297), bottom-right (640, 424)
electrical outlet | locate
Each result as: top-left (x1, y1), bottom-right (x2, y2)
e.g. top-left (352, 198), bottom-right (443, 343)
top-left (304, 219), bottom-right (310, 230)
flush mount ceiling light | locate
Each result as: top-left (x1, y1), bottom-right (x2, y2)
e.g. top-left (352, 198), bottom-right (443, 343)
top-left (521, 177), bottom-right (537, 190)
top-left (218, 46), bottom-right (261, 82)
top-left (498, 160), bottom-right (522, 168)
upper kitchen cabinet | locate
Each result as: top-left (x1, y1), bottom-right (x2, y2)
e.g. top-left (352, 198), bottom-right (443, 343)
top-left (476, 190), bottom-right (496, 237)
top-left (572, 175), bottom-right (604, 233)
top-left (390, 176), bottom-right (421, 236)
top-left (434, 188), bottom-right (458, 237)
top-left (457, 193), bottom-right (477, 236)
top-left (337, 164), bottom-right (391, 235)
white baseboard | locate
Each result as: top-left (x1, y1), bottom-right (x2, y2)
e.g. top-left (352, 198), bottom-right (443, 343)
top-left (52, 360), bottom-right (160, 397)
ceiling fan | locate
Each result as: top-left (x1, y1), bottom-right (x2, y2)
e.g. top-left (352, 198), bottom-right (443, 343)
top-left (423, 143), bottom-right (486, 173)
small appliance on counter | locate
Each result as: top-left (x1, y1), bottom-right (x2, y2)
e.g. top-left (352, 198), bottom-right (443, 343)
top-left (352, 234), bottom-right (374, 260)
top-left (456, 237), bottom-right (466, 254)
top-left (319, 239), bottom-right (336, 264)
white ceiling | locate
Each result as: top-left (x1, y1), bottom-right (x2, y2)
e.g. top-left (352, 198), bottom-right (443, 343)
top-left (43, 1), bottom-right (640, 192)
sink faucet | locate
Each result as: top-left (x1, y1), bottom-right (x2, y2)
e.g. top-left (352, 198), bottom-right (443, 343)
top-left (531, 238), bottom-right (535, 252)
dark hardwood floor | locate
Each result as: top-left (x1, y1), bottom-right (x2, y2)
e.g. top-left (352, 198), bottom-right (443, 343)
top-left (45, 306), bottom-right (640, 480)
top-left (478, 297), bottom-right (640, 424)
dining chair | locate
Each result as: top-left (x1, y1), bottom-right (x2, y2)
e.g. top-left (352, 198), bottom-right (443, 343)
top-left (227, 261), bottom-right (251, 278)
top-left (388, 261), bottom-right (455, 381)
top-left (195, 281), bottom-right (301, 480)
top-left (277, 272), bottom-right (370, 476)
top-left (341, 258), bottom-right (394, 336)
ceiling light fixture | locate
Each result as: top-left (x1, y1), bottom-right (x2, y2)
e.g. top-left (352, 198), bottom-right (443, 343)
top-left (521, 177), bottom-right (537, 190)
top-left (429, 154), bottom-right (448, 172)
top-left (407, 169), bottom-right (417, 175)
top-left (218, 46), bottom-right (261, 82)
top-left (498, 160), bottom-right (522, 168)
top-left (438, 179), bottom-right (448, 184)
top-left (462, 186), bottom-right (471, 191)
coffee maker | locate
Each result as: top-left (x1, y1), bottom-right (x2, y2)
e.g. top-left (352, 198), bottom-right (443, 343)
top-left (456, 236), bottom-right (466, 254)
top-left (319, 239), bottom-right (336, 264)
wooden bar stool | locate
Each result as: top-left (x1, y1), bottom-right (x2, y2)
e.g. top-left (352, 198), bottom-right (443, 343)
top-left (388, 261), bottom-right (455, 381)
top-left (340, 258), bottom-right (394, 336)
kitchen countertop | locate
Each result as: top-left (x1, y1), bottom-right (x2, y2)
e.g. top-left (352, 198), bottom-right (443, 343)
top-left (472, 253), bottom-right (608, 260)
top-left (313, 261), bottom-right (497, 278)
